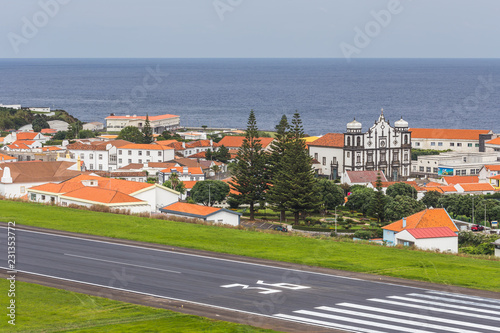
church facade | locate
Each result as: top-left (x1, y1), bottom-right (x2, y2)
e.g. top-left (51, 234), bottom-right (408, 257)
top-left (343, 111), bottom-right (412, 181)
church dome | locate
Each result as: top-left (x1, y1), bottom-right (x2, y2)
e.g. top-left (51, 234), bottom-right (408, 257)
top-left (394, 117), bottom-right (408, 128)
top-left (347, 118), bottom-right (362, 130)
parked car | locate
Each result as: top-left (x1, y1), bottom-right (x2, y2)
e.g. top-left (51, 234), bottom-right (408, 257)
top-left (273, 226), bottom-right (288, 232)
top-left (471, 224), bottom-right (484, 232)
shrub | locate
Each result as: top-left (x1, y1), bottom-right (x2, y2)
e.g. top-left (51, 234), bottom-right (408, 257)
top-left (354, 230), bottom-right (372, 240)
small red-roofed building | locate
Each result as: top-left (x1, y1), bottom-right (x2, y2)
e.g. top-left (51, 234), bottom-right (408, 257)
top-left (3, 131), bottom-right (48, 145)
top-left (343, 170), bottom-right (387, 186)
top-left (218, 136), bottom-right (274, 151)
top-left (105, 114), bottom-right (180, 133)
top-left (410, 128), bottom-right (492, 152)
top-left (485, 136), bottom-right (500, 155)
top-left (116, 143), bottom-right (175, 169)
top-left (394, 227), bottom-right (458, 253)
top-left (382, 208), bottom-right (458, 248)
top-left (308, 133), bottom-right (344, 180)
top-left (158, 166), bottom-right (204, 184)
top-left (160, 202), bottom-right (241, 226)
top-left (0, 152), bottom-right (17, 163)
top-left (454, 183), bottom-right (496, 195)
top-left (479, 165), bottom-right (500, 189)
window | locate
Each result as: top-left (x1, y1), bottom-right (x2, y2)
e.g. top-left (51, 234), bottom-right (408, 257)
top-left (430, 142), bottom-right (436, 146)
top-left (90, 164), bottom-right (93, 170)
top-left (380, 151), bottom-right (386, 162)
top-left (30, 193), bottom-right (36, 201)
top-left (99, 154), bottom-right (103, 160)
top-left (393, 151), bottom-right (399, 161)
top-left (426, 167), bottom-right (431, 172)
top-left (470, 169), bottom-right (476, 175)
top-left (457, 143), bottom-right (462, 147)
top-left (475, 144), bottom-right (480, 147)
top-left (404, 135), bottom-right (408, 145)
top-left (419, 166), bottom-right (424, 172)
top-left (438, 142), bottom-right (443, 147)
top-left (415, 142), bottom-right (420, 147)
top-left (139, 159), bottom-right (142, 164)
top-left (450, 143), bottom-right (455, 147)
top-left (468, 143), bottom-right (473, 147)
top-left (456, 170), bottom-right (460, 175)
top-left (322, 157), bottom-right (326, 165)
top-left (146, 151), bottom-right (150, 156)
top-left (357, 137), bottom-right (361, 146)
top-left (367, 153), bottom-right (373, 163)
top-left (314, 153), bottom-right (318, 160)
top-left (404, 153), bottom-right (409, 162)
top-left (356, 155), bottom-right (361, 163)
top-left (119, 150), bottom-right (122, 155)
top-left (347, 137), bottom-right (351, 146)
top-left (139, 151), bottom-right (142, 156)
top-left (20, 186), bottom-right (25, 194)
top-left (413, 166), bottom-right (416, 171)
top-left (128, 159), bottom-right (132, 163)
top-left (50, 197), bottom-right (55, 203)
top-left (463, 157), bottom-right (467, 162)
top-left (158, 151), bottom-right (161, 156)
top-left (41, 195), bottom-right (46, 200)
top-left (461, 170), bottom-right (467, 175)
top-left (80, 153), bottom-right (85, 159)
top-left (118, 159), bottom-right (122, 164)
top-left (433, 168), bottom-right (438, 173)
top-left (61, 201), bottom-right (67, 206)
top-left (128, 150), bottom-right (132, 155)
top-left (99, 164), bottom-right (103, 170)
top-left (347, 152), bottom-right (350, 158)
top-left (132, 178), bottom-right (136, 182)
top-left (90, 154), bottom-right (94, 159)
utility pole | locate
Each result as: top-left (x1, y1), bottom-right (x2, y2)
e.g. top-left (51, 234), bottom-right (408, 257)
top-left (335, 206), bottom-right (338, 234)
top-left (472, 196), bottom-right (475, 225)
top-left (208, 183), bottom-right (211, 207)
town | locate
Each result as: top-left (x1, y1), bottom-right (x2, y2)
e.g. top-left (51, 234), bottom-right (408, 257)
top-left (1, 105), bottom-right (499, 258)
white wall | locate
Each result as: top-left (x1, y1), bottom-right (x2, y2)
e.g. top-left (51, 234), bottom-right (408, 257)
top-left (395, 230), bottom-right (458, 253)
top-left (207, 210), bottom-right (240, 226)
top-left (309, 146), bottom-right (343, 178)
top-left (1, 181), bottom-right (47, 198)
top-left (132, 186), bottom-right (179, 213)
top-left (117, 148), bottom-right (175, 169)
top-left (412, 138), bottom-right (480, 152)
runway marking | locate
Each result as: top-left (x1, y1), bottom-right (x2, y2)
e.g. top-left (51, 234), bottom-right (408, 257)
top-left (293, 310), bottom-right (432, 333)
top-left (315, 306), bottom-right (482, 333)
top-left (274, 313), bottom-right (386, 333)
top-left (407, 292), bottom-right (500, 309)
top-left (337, 302), bottom-right (500, 331)
top-left (220, 284), bottom-right (282, 294)
top-left (387, 295), bottom-right (498, 314)
top-left (427, 291), bottom-right (500, 304)
top-left (64, 253), bottom-right (181, 274)
top-left (369, 298), bottom-right (500, 322)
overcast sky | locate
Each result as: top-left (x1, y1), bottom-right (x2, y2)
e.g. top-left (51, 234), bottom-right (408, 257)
top-left (1, 0), bottom-right (499, 58)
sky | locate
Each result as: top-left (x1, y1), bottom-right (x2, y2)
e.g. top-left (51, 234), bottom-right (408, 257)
top-left (1, 0), bottom-right (499, 58)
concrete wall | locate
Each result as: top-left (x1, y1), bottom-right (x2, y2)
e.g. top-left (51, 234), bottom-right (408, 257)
top-left (207, 210), bottom-right (240, 226)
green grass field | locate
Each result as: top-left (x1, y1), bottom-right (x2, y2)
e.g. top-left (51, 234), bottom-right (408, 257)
top-left (2, 200), bottom-right (500, 292)
top-left (0, 280), bottom-right (276, 332)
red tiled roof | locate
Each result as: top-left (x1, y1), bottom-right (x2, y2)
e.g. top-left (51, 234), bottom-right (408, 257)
top-left (486, 137), bottom-right (500, 145)
top-left (67, 142), bottom-right (108, 151)
top-left (410, 128), bottom-right (491, 140)
top-left (484, 165), bottom-right (500, 172)
top-left (155, 139), bottom-right (179, 146)
top-left (457, 183), bottom-right (495, 192)
top-left (0, 153), bottom-right (16, 161)
top-left (0, 161), bottom-right (82, 184)
top-left (161, 202), bottom-right (221, 216)
top-left (405, 227), bottom-right (458, 239)
top-left (187, 151), bottom-right (206, 159)
top-left (42, 146), bottom-right (65, 152)
top-left (218, 136), bottom-right (274, 148)
top-left (424, 182), bottom-right (442, 187)
top-left (438, 185), bottom-right (457, 193)
top-left (443, 175), bottom-right (478, 185)
top-left (105, 114), bottom-right (179, 121)
top-left (347, 170), bottom-right (387, 184)
top-left (160, 167), bottom-right (203, 175)
top-left (62, 187), bottom-right (144, 204)
top-left (7, 143), bottom-right (31, 150)
top-left (16, 132), bottom-right (39, 140)
top-left (309, 133), bottom-right (344, 148)
top-left (383, 208), bottom-right (458, 233)
top-left (186, 140), bottom-right (219, 149)
top-left (489, 175), bottom-right (500, 180)
top-left (183, 180), bottom-right (198, 189)
top-left (41, 128), bottom-right (57, 134)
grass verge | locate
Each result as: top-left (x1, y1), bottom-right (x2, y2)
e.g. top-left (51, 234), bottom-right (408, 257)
top-left (2, 200), bottom-right (500, 292)
top-left (0, 280), bottom-right (276, 332)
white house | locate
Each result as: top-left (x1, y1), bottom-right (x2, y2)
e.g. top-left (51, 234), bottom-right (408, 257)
top-left (308, 133), bottom-right (344, 180)
top-left (66, 140), bottom-right (131, 171)
top-left (453, 183), bottom-right (496, 195)
top-left (479, 165), bottom-right (500, 189)
top-left (412, 152), bottom-right (500, 178)
top-left (116, 143), bottom-right (175, 169)
top-left (410, 128), bottom-right (492, 153)
top-left (0, 153), bottom-right (17, 163)
top-left (3, 131), bottom-right (48, 145)
top-left (394, 227), bottom-right (458, 253)
top-left (158, 166), bottom-right (205, 184)
top-left (28, 174), bottom-right (179, 213)
top-left (0, 104), bottom-right (21, 109)
top-left (160, 202), bottom-right (241, 226)
top-left (177, 132), bottom-right (207, 140)
top-left (28, 107), bottom-right (51, 113)
top-left (105, 114), bottom-right (180, 133)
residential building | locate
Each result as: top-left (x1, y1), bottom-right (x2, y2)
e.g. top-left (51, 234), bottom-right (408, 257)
top-left (119, 162), bottom-right (179, 177)
top-left (3, 131), bottom-right (48, 145)
top-left (343, 111), bottom-right (411, 181)
top-left (28, 107), bottom-right (50, 113)
top-left (0, 161), bottom-right (82, 198)
top-left (0, 104), bottom-right (21, 109)
top-left (394, 227), bottom-right (458, 253)
top-left (105, 114), bottom-right (180, 133)
top-left (158, 166), bottom-right (204, 184)
top-left (93, 170), bottom-right (148, 183)
top-left (412, 152), bottom-right (500, 178)
top-left (342, 170), bottom-right (387, 186)
top-left (177, 132), bottom-right (207, 140)
top-left (218, 136), bottom-right (274, 151)
top-left (410, 128), bottom-right (493, 152)
top-left (28, 174), bottom-right (178, 213)
top-left (0, 152), bottom-right (16, 163)
top-left (308, 133), bottom-right (344, 180)
top-left (453, 183), bottom-right (496, 195)
top-left (83, 122), bottom-right (105, 131)
top-left (485, 137), bottom-right (500, 156)
top-left (116, 143), bottom-right (175, 169)
top-left (382, 208), bottom-right (459, 247)
top-left (479, 165), bottom-right (500, 189)
top-left (160, 202), bottom-right (241, 226)
top-left (66, 140), bottom-right (130, 171)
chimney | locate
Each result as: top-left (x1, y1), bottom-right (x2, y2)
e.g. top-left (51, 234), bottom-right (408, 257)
top-left (402, 217), bottom-right (407, 228)
top-left (183, 166), bottom-right (188, 174)
top-left (182, 142), bottom-right (185, 149)
top-left (1, 167), bottom-right (12, 183)
top-left (210, 139), bottom-right (213, 146)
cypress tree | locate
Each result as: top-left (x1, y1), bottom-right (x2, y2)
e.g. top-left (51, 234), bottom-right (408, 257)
top-left (142, 114), bottom-right (153, 144)
top-left (229, 110), bottom-right (268, 220)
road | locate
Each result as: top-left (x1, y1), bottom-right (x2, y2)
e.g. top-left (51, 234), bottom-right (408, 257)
top-left (2, 227), bottom-right (500, 333)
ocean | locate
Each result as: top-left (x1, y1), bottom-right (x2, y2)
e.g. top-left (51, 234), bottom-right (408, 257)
top-left (1, 58), bottom-right (499, 136)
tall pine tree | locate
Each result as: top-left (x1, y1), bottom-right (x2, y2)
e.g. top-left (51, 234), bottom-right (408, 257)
top-left (267, 115), bottom-right (291, 222)
top-left (368, 172), bottom-right (386, 223)
top-left (229, 110), bottom-right (268, 220)
top-left (275, 112), bottom-right (320, 224)
top-left (142, 114), bottom-right (153, 144)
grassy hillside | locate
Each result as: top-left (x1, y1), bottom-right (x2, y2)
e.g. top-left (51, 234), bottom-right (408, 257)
top-left (1, 200), bottom-right (499, 292)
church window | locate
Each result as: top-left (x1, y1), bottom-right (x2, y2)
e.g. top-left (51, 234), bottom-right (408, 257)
top-left (357, 137), bottom-right (361, 146)
top-left (404, 135), bottom-right (408, 145)
top-left (347, 137), bottom-right (351, 146)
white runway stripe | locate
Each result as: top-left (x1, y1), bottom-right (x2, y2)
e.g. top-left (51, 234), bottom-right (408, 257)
top-left (294, 310), bottom-right (434, 333)
top-left (408, 293), bottom-right (500, 310)
top-left (426, 291), bottom-right (500, 304)
top-left (369, 298), bottom-right (500, 322)
top-left (314, 306), bottom-right (479, 333)
top-left (336, 303), bottom-right (500, 332)
top-left (388, 296), bottom-right (498, 314)
top-left (274, 313), bottom-right (386, 333)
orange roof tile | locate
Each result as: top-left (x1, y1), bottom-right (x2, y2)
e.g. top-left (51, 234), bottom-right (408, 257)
top-left (489, 175), bottom-right (500, 180)
top-left (120, 143), bottom-right (173, 150)
top-left (155, 139), bottom-right (179, 146)
top-left (42, 146), bottom-right (65, 152)
top-left (438, 185), bottom-right (457, 193)
top-left (424, 182), bottom-right (442, 187)
top-left (218, 136), bottom-right (274, 148)
top-left (185, 140), bottom-right (219, 149)
top-left (0, 137), bottom-right (5, 143)
top-left (16, 132), bottom-right (39, 140)
top-left (187, 151), bottom-right (206, 159)
top-left (309, 133), bottom-right (344, 148)
top-left (0, 153), bottom-right (16, 161)
top-left (62, 187), bottom-right (144, 204)
top-left (183, 180), bottom-right (198, 189)
top-left (383, 208), bottom-right (458, 233)
top-left (105, 114), bottom-right (179, 121)
top-left (484, 165), bottom-right (500, 172)
top-left (405, 227), bottom-right (458, 239)
top-left (7, 143), bottom-right (31, 150)
top-left (410, 128), bottom-right (491, 140)
top-left (160, 167), bottom-right (203, 175)
top-left (443, 175), bottom-right (478, 185)
top-left (458, 183), bottom-right (495, 192)
top-left (41, 128), bottom-right (57, 134)
top-left (486, 137), bottom-right (500, 145)
top-left (161, 202), bottom-right (221, 216)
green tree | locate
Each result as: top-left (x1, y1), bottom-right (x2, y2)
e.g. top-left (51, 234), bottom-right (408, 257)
top-left (275, 112), bottom-right (320, 224)
top-left (142, 114), bottom-right (153, 144)
top-left (345, 187), bottom-right (374, 215)
top-left (385, 195), bottom-right (425, 221)
top-left (162, 172), bottom-right (186, 195)
top-left (69, 120), bottom-right (83, 139)
top-left (215, 145), bottom-right (230, 163)
top-left (386, 182), bottom-right (417, 199)
top-left (117, 126), bottom-right (144, 143)
top-left (421, 190), bottom-right (443, 208)
top-left (191, 180), bottom-right (230, 206)
top-left (78, 129), bottom-right (95, 139)
top-left (229, 110), bottom-right (269, 220)
top-left (314, 179), bottom-right (345, 211)
top-left (53, 131), bottom-right (68, 140)
top-left (266, 115), bottom-right (292, 221)
top-left (368, 173), bottom-right (387, 222)
top-left (32, 114), bottom-right (49, 132)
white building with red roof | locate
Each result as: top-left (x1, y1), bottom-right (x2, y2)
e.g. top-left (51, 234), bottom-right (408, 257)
top-left (66, 140), bottom-right (130, 172)
top-left (218, 136), bottom-right (274, 151)
top-left (3, 131), bottom-right (48, 145)
top-left (394, 227), bottom-right (458, 253)
top-left (160, 202), bottom-right (241, 226)
top-left (410, 128), bottom-right (493, 153)
top-left (116, 143), bottom-right (175, 169)
top-left (342, 170), bottom-right (387, 186)
top-left (479, 165), bottom-right (500, 189)
top-left (105, 114), bottom-right (180, 133)
top-left (158, 166), bottom-right (204, 184)
top-left (308, 133), bottom-right (344, 180)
